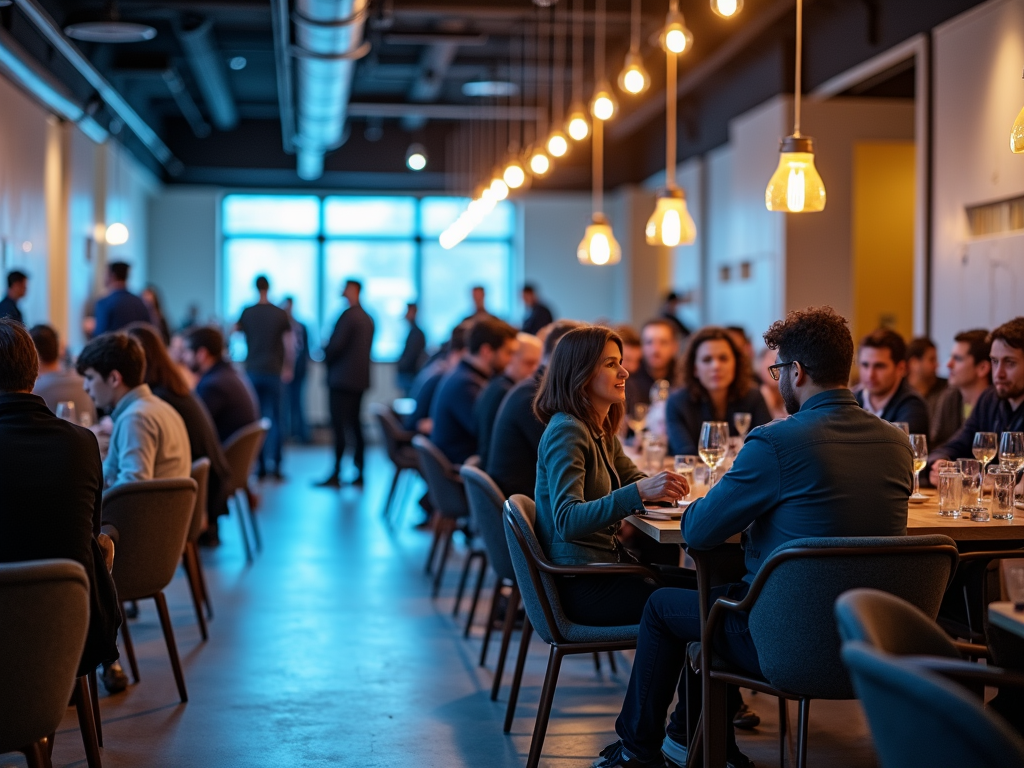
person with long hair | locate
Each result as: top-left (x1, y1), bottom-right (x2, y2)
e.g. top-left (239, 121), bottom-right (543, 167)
top-left (533, 326), bottom-right (689, 627)
top-left (666, 326), bottom-right (772, 455)
top-left (141, 285), bottom-right (172, 345)
top-left (126, 323), bottom-right (232, 540)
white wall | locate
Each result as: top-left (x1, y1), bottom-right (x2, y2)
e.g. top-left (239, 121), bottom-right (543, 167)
top-left (932, 0), bottom-right (1024, 358)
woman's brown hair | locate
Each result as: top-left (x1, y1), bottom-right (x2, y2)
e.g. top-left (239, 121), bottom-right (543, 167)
top-left (125, 322), bottom-right (191, 398)
top-left (534, 325), bottom-right (624, 437)
top-left (681, 325), bottom-right (751, 404)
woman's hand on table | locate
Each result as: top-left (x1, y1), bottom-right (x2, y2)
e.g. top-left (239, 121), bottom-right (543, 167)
top-left (637, 471), bottom-right (690, 506)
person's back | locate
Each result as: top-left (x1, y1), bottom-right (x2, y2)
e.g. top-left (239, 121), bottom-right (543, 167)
top-left (33, 368), bottom-right (97, 424)
top-left (105, 384), bottom-right (192, 486)
top-left (196, 359), bottom-right (260, 442)
top-left (431, 359), bottom-right (490, 463)
top-left (94, 288), bottom-right (150, 335)
top-left (474, 373), bottom-right (514, 468)
top-left (238, 302), bottom-right (291, 376)
top-left (487, 371), bottom-right (545, 497)
top-left (324, 303), bottom-right (375, 392)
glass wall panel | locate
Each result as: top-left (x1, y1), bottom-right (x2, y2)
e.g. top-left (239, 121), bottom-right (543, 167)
top-left (223, 194), bottom-right (321, 237)
top-left (420, 197), bottom-right (516, 239)
top-left (323, 196), bottom-right (418, 238)
top-left (223, 238), bottom-right (320, 334)
top-left (420, 241), bottom-right (512, 346)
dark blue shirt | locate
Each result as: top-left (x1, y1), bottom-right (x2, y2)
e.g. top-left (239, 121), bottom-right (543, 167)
top-left (666, 385), bottom-right (773, 455)
top-left (0, 295), bottom-right (22, 324)
top-left (931, 387), bottom-right (1024, 464)
top-left (854, 378), bottom-right (929, 436)
top-left (430, 359), bottom-right (490, 464)
top-left (195, 360), bottom-right (260, 443)
top-left (405, 359), bottom-right (448, 431)
top-left (93, 289), bottom-right (150, 336)
top-left (682, 389), bottom-right (912, 583)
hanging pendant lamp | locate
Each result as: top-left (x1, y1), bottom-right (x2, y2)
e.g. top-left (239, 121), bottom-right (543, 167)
top-left (765, 0), bottom-right (825, 212)
top-left (618, 0), bottom-right (650, 95)
top-left (710, 0), bottom-right (743, 18)
top-left (1010, 69), bottom-right (1024, 153)
top-left (565, 0), bottom-right (590, 142)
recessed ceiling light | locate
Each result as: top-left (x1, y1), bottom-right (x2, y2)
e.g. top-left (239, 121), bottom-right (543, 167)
top-left (229, 56), bottom-right (247, 70)
top-left (64, 21), bottom-right (157, 44)
top-left (462, 81), bottom-right (518, 98)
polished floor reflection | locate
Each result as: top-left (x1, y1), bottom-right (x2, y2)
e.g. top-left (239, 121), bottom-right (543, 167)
top-left (28, 446), bottom-right (877, 768)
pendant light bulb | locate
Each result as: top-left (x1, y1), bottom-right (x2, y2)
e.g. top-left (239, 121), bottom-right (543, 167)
top-left (1012, 105), bottom-right (1024, 153)
top-left (661, 9), bottom-right (693, 55)
top-left (645, 188), bottom-right (697, 247)
top-left (547, 130), bottom-right (570, 157)
top-left (765, 135), bottom-right (826, 213)
top-left (105, 222), bottom-right (130, 245)
top-left (577, 214), bottom-right (622, 266)
top-left (503, 160), bottom-right (528, 189)
top-left (591, 86), bottom-right (618, 121)
top-left (490, 177), bottom-right (510, 200)
top-left (618, 50), bottom-right (651, 95)
top-left (710, 0), bottom-right (743, 18)
top-left (567, 106), bottom-right (590, 141)
top-left (529, 148), bottom-right (551, 176)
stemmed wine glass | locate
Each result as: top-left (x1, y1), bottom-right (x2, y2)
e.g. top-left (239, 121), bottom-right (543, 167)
top-left (734, 412), bottom-right (752, 441)
top-left (627, 403), bottom-right (649, 437)
top-left (1000, 432), bottom-right (1024, 508)
top-left (909, 434), bottom-right (928, 501)
top-left (55, 401), bottom-right (77, 424)
top-left (699, 421), bottom-right (730, 488)
top-left (973, 432), bottom-right (998, 476)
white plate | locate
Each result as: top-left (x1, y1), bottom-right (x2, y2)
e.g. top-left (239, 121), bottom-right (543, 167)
top-left (908, 495), bottom-right (928, 505)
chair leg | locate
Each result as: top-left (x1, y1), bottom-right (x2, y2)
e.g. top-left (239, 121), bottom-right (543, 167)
top-left (504, 613), bottom-right (533, 732)
top-left (796, 698), bottom-right (810, 768)
top-left (491, 585), bottom-right (521, 700)
top-left (479, 580), bottom-right (503, 667)
top-left (119, 605), bottom-right (140, 683)
top-left (684, 713), bottom-right (703, 768)
top-left (593, 652), bottom-right (602, 672)
top-left (192, 541), bottom-right (214, 619)
top-left (231, 493), bottom-right (253, 564)
top-left (463, 553), bottom-right (489, 638)
top-left (453, 549), bottom-right (476, 617)
top-left (702, 674), bottom-right (729, 768)
top-left (424, 513), bottom-right (442, 575)
top-left (382, 468), bottom-right (401, 520)
top-left (154, 592), bottom-right (189, 703)
top-left (607, 651), bottom-right (618, 674)
top-left (241, 487), bottom-right (262, 554)
top-left (432, 521), bottom-right (455, 598)
top-left (73, 675), bottom-right (102, 768)
top-left (778, 697), bottom-right (788, 768)
top-left (182, 546), bottom-right (209, 641)
top-left (525, 645), bottom-right (566, 768)
top-left (392, 471), bottom-right (411, 528)
top-left (88, 669), bottom-right (102, 746)
top-left (22, 738), bottom-right (52, 768)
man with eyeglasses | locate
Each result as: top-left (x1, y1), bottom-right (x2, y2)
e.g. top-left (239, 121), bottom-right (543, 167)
top-left (593, 306), bottom-right (913, 768)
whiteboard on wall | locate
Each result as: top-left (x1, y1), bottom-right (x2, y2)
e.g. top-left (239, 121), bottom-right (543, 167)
top-left (957, 235), bottom-right (1024, 329)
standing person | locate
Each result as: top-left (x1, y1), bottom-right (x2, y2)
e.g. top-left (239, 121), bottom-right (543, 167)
top-left (183, 326), bottom-right (259, 443)
top-left (474, 332), bottom-right (542, 469)
top-left (625, 319), bottom-right (681, 417)
top-left (854, 328), bottom-right (929, 435)
top-left (29, 324), bottom-right (97, 425)
top-left (521, 283), bottom-right (555, 335)
top-left (931, 329), bottom-right (992, 447)
top-left (460, 285), bottom-right (495, 325)
top-left (92, 262), bottom-right (151, 336)
top-left (236, 275), bottom-right (294, 480)
top-left (141, 285), bottom-right (172, 344)
top-left (593, 306), bottom-right (912, 768)
top-left (396, 302), bottom-right (427, 395)
top-left (906, 337), bottom-right (948, 424)
top-left (281, 297), bottom-right (311, 444)
top-left (659, 292), bottom-right (691, 341)
top-left (318, 280), bottom-right (375, 488)
top-left (0, 270), bottom-right (27, 323)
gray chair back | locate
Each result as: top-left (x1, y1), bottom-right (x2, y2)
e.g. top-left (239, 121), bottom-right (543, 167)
top-left (412, 435), bottom-right (469, 520)
top-left (188, 458), bottom-right (212, 544)
top-left (835, 588), bottom-right (962, 659)
top-left (747, 535), bottom-right (958, 699)
top-left (0, 559), bottom-right (90, 755)
top-left (841, 641), bottom-right (1024, 768)
top-left (102, 478), bottom-right (198, 601)
top-left (223, 419), bottom-right (270, 493)
top-left (460, 465), bottom-right (513, 582)
top-left (371, 403), bottom-right (417, 468)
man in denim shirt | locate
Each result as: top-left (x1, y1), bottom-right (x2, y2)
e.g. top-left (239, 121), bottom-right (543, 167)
top-left (594, 307), bottom-right (912, 768)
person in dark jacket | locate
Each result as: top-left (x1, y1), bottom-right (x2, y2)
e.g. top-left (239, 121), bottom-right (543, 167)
top-left (666, 326), bottom-right (772, 455)
top-left (930, 329), bottom-right (992, 447)
top-left (854, 328), bottom-right (929, 435)
top-left (92, 261), bottom-right (151, 336)
top-left (625, 319), bottom-right (681, 418)
top-left (318, 280), bottom-right (375, 487)
top-left (521, 284), bottom-right (555, 336)
top-left (475, 333), bottom-right (542, 469)
top-left (0, 270), bottom-right (27, 324)
top-left (184, 326), bottom-right (259, 443)
top-left (486, 320), bottom-right (581, 498)
top-left (405, 324), bottom-right (468, 434)
top-left (0, 318), bottom-right (122, 689)
top-left (396, 302), bottom-right (427, 395)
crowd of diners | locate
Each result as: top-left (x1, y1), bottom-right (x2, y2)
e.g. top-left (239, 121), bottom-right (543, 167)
top-left (2, 260), bottom-right (1024, 768)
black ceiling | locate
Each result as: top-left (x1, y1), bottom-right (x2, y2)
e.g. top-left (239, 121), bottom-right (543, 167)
top-left (0, 0), bottom-right (988, 191)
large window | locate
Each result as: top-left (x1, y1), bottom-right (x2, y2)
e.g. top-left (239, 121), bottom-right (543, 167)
top-left (221, 194), bottom-right (516, 360)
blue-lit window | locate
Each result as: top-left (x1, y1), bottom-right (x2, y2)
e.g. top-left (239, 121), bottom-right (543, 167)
top-left (221, 194), bottom-right (517, 360)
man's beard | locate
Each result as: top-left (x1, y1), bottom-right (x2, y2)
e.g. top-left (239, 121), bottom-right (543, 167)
top-left (779, 373), bottom-right (800, 415)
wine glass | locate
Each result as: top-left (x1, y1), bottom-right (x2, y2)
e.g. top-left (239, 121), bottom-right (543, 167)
top-left (909, 434), bottom-right (928, 500)
top-left (891, 422), bottom-right (910, 436)
top-left (627, 402), bottom-right (649, 437)
top-left (973, 432), bottom-right (998, 475)
top-left (55, 400), bottom-right (77, 424)
top-left (1000, 432), bottom-right (1024, 507)
top-left (734, 412), bottom-right (752, 440)
top-left (698, 421), bottom-right (730, 488)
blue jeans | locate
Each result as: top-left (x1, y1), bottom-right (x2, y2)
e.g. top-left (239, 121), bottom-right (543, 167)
top-left (615, 583), bottom-right (761, 762)
top-left (248, 373), bottom-right (283, 473)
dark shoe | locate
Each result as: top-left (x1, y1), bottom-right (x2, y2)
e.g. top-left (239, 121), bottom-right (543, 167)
top-left (315, 475), bottom-right (342, 488)
top-left (732, 702), bottom-right (760, 730)
top-left (593, 741), bottom-right (666, 768)
top-left (101, 662), bottom-right (129, 694)
top-left (662, 737), bottom-right (753, 768)
top-left (198, 528), bottom-right (221, 548)
top-left (269, 470), bottom-right (285, 482)
top-left (257, 468), bottom-right (267, 480)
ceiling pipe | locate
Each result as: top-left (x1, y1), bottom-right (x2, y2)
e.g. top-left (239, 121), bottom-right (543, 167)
top-left (291, 0), bottom-right (372, 180)
top-left (176, 17), bottom-right (239, 131)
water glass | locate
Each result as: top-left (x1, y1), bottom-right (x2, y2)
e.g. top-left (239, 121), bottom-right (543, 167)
top-left (937, 469), bottom-right (963, 517)
top-left (673, 455), bottom-right (697, 501)
top-left (643, 433), bottom-right (667, 474)
top-left (55, 400), bottom-right (77, 424)
top-left (957, 458), bottom-right (983, 506)
top-left (891, 421), bottom-right (910, 435)
top-left (991, 468), bottom-right (1016, 520)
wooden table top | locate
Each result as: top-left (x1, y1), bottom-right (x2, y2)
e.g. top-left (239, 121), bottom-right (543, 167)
top-left (989, 602), bottom-right (1024, 639)
top-left (626, 489), bottom-right (1024, 545)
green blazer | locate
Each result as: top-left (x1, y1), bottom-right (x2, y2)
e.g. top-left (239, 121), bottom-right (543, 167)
top-left (534, 412), bottom-right (646, 565)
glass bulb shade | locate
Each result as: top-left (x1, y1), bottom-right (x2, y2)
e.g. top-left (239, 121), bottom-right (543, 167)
top-left (618, 51), bottom-right (651, 95)
top-left (645, 190), bottom-right (697, 247)
top-left (591, 88), bottom-right (618, 121)
top-left (547, 131), bottom-right (569, 157)
top-left (529, 150), bottom-right (551, 175)
top-left (1011, 106), bottom-right (1024, 153)
top-left (105, 222), bottom-right (130, 245)
top-left (661, 12), bottom-right (693, 54)
top-left (577, 216), bottom-right (622, 266)
top-left (405, 143), bottom-right (428, 171)
top-left (504, 161), bottom-right (527, 189)
top-left (710, 0), bottom-right (743, 18)
top-left (567, 108), bottom-right (590, 141)
top-left (764, 136), bottom-right (826, 213)
top-left (489, 178), bottom-right (510, 200)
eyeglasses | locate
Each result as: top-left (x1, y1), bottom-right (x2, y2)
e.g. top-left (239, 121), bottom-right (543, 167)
top-left (767, 360), bottom-right (798, 381)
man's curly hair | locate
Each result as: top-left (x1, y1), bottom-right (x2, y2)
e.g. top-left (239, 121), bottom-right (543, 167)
top-left (762, 306), bottom-right (853, 387)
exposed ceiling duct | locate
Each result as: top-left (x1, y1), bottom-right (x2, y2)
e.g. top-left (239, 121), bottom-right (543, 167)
top-left (176, 18), bottom-right (238, 132)
top-left (291, 0), bottom-right (371, 180)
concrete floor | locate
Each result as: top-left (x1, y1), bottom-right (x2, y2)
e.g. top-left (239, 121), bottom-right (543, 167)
top-left (5, 445), bottom-right (880, 768)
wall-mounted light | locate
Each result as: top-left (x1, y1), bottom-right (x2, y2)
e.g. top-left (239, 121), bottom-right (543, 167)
top-left (406, 143), bottom-right (427, 171)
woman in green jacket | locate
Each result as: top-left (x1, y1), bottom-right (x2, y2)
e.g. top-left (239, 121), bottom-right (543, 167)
top-left (533, 325), bottom-right (690, 626)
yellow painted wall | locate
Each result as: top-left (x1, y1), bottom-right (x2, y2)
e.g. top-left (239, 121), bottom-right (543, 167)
top-left (851, 141), bottom-right (916, 342)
